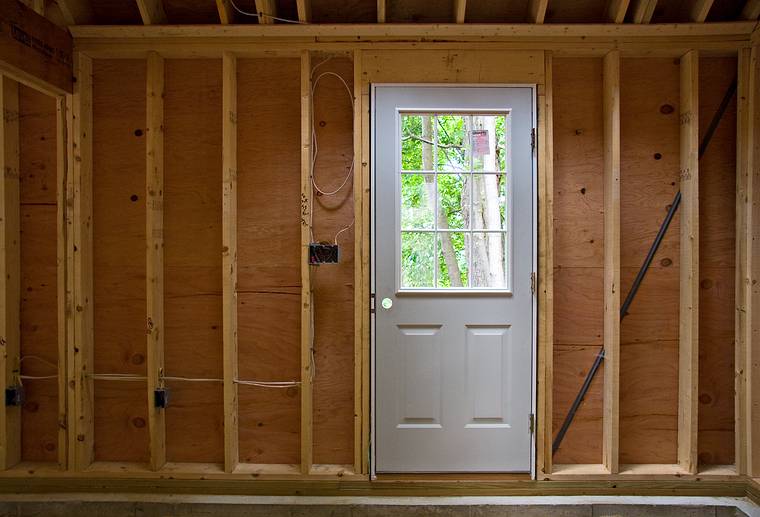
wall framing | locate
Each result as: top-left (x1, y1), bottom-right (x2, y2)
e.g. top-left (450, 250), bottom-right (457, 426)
top-left (0, 20), bottom-right (756, 492)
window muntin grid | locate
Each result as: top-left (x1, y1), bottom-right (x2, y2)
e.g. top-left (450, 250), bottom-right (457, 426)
top-left (399, 112), bottom-right (512, 291)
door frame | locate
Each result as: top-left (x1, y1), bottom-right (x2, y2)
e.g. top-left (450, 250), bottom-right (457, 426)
top-left (369, 83), bottom-right (539, 479)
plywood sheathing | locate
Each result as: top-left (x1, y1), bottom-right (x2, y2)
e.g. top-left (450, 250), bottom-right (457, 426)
top-left (310, 57), bottom-right (355, 465)
top-left (92, 59), bottom-right (149, 463)
top-left (698, 56), bottom-right (737, 467)
top-left (464, 0), bottom-right (531, 23)
top-left (163, 59), bottom-right (224, 464)
top-left (620, 58), bottom-right (680, 465)
top-left (236, 58), bottom-right (301, 464)
top-left (552, 57), bottom-right (605, 465)
top-left (18, 86), bottom-right (59, 463)
top-left (385, 0), bottom-right (453, 23)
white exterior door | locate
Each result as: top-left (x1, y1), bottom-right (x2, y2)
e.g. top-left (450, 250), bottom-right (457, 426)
top-left (373, 86), bottom-right (535, 473)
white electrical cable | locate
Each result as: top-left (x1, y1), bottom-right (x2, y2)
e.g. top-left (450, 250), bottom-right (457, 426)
top-left (89, 373), bottom-right (147, 382)
top-left (19, 375), bottom-right (57, 380)
top-left (85, 372), bottom-right (298, 389)
top-left (227, 0), bottom-right (305, 24)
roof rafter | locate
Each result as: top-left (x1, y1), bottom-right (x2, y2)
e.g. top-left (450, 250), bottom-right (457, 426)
top-left (741, 0), bottom-right (760, 19)
top-left (607, 0), bottom-right (630, 23)
top-left (216, 0), bottom-right (235, 24)
top-left (455, 0), bottom-right (466, 23)
top-left (297, 0), bottom-right (311, 22)
top-left (378, 0), bottom-right (386, 23)
top-left (689, 0), bottom-right (714, 22)
top-left (529, 0), bottom-right (548, 23)
top-left (57, 0), bottom-right (93, 24)
top-left (136, 0), bottom-right (166, 24)
top-left (254, 0), bottom-right (277, 24)
top-left (631, 0), bottom-right (657, 23)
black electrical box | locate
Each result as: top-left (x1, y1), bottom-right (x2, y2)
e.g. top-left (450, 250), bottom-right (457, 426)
top-left (309, 243), bottom-right (339, 264)
top-left (5, 385), bottom-right (24, 407)
top-left (154, 387), bottom-right (170, 409)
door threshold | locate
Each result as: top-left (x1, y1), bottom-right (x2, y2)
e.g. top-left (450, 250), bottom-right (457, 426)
top-left (374, 473), bottom-right (532, 481)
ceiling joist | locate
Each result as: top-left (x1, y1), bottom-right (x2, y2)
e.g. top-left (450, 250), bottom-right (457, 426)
top-left (254, 0), bottom-right (277, 24)
top-left (377, 0), bottom-right (386, 23)
top-left (607, 0), bottom-right (630, 23)
top-left (630, 0), bottom-right (657, 23)
top-left (216, 0), bottom-right (235, 24)
top-left (529, 0), bottom-right (548, 23)
top-left (690, 0), bottom-right (714, 22)
top-left (297, 0), bottom-right (311, 23)
top-left (136, 0), bottom-right (166, 24)
top-left (455, 0), bottom-right (466, 23)
top-left (57, 0), bottom-right (93, 25)
top-left (741, 0), bottom-right (760, 19)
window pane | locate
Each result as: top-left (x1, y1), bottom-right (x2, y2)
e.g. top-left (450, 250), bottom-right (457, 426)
top-left (401, 114), bottom-right (434, 171)
top-left (437, 232), bottom-right (468, 288)
top-left (471, 174), bottom-right (506, 230)
top-left (401, 232), bottom-right (435, 288)
top-left (470, 232), bottom-right (507, 288)
top-left (437, 173), bottom-right (469, 230)
top-left (472, 114), bottom-right (506, 172)
top-left (435, 115), bottom-right (470, 173)
top-left (401, 174), bottom-right (435, 230)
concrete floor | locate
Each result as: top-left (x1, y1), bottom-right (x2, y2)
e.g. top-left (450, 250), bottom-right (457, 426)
top-left (0, 496), bottom-right (755, 517)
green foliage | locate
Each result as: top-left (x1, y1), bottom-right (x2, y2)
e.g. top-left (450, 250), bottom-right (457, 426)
top-left (399, 114), bottom-right (506, 288)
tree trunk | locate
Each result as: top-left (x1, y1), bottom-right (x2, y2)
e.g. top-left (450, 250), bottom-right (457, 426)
top-left (421, 116), bottom-right (462, 287)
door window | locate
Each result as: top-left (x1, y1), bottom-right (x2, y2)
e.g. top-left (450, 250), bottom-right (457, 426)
top-left (399, 113), bottom-right (512, 290)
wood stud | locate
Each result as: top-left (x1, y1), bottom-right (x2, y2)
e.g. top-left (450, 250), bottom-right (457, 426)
top-left (352, 48), bottom-right (364, 474)
top-left (455, 0), bottom-right (466, 23)
top-left (529, 0), bottom-right (548, 23)
top-left (68, 53), bottom-right (94, 471)
top-left (607, 0), bottom-right (630, 23)
top-left (690, 0), bottom-right (714, 22)
top-left (145, 51), bottom-right (166, 472)
top-left (678, 49), bottom-right (699, 475)
top-left (56, 94), bottom-right (70, 469)
top-left (222, 51), bottom-right (239, 474)
top-left (602, 49), bottom-right (621, 475)
top-left (537, 50), bottom-right (554, 477)
top-left (300, 50), bottom-right (313, 475)
top-left (255, 0), bottom-right (277, 24)
top-left (0, 76), bottom-right (21, 471)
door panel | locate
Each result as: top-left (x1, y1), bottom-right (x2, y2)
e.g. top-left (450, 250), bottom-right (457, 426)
top-left (374, 86), bottom-right (535, 473)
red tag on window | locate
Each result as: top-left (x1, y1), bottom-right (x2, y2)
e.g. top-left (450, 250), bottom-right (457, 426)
top-left (471, 129), bottom-right (490, 156)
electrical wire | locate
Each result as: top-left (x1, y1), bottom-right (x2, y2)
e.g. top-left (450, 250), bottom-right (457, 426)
top-left (17, 355), bottom-right (59, 383)
top-left (227, 0), bottom-right (305, 24)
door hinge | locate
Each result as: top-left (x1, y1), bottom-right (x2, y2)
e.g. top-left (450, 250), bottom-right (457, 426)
top-left (370, 293), bottom-right (376, 314)
top-left (529, 413), bottom-right (535, 435)
top-left (531, 128), bottom-right (536, 152)
top-left (530, 271), bottom-right (536, 294)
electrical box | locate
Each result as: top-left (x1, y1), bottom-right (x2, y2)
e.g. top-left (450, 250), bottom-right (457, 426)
top-left (5, 385), bottom-right (24, 407)
top-left (154, 387), bottom-right (170, 409)
top-left (309, 243), bottom-right (339, 264)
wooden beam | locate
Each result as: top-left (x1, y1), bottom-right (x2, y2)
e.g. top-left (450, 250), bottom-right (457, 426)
top-left (536, 50), bottom-right (554, 478)
top-left (145, 51), bottom-right (165, 472)
top-left (678, 49), bottom-right (699, 475)
top-left (57, 0), bottom-right (93, 25)
top-left (735, 46), bottom-right (751, 479)
top-left (254, 0), bottom-right (277, 24)
top-left (740, 44), bottom-right (760, 479)
top-left (216, 0), bottom-right (235, 24)
top-left (297, 0), bottom-right (311, 22)
top-left (0, 76), bottom-right (21, 471)
top-left (602, 49), bottom-right (621, 476)
top-left (222, 51), bottom-right (239, 475)
top-left (742, 0), bottom-right (760, 20)
top-left (67, 52), bottom-right (93, 471)
top-left (69, 22), bottom-right (757, 41)
top-left (377, 0), bottom-right (386, 22)
top-left (300, 50), bottom-right (313, 475)
top-left (607, 0), bottom-right (630, 23)
top-left (136, 0), bottom-right (166, 24)
top-left (0, 0), bottom-right (72, 95)
top-left (56, 94), bottom-right (70, 470)
top-left (352, 48), bottom-right (363, 475)
top-left (529, 0), bottom-right (548, 23)
top-left (359, 52), bottom-right (371, 476)
top-left (454, 0), bottom-right (466, 23)
top-left (689, 0), bottom-right (714, 22)
top-left (630, 0), bottom-right (657, 23)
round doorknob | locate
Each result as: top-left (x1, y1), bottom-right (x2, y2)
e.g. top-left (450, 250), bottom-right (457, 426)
top-left (381, 298), bottom-right (393, 310)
